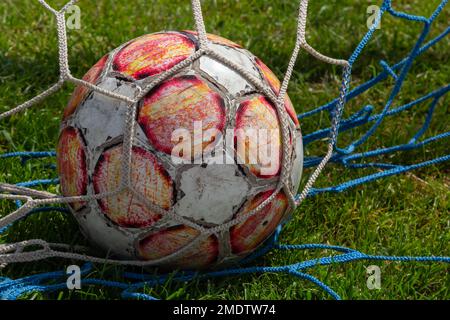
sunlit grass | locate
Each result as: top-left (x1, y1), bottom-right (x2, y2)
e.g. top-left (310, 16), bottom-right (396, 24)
top-left (0, 0), bottom-right (448, 300)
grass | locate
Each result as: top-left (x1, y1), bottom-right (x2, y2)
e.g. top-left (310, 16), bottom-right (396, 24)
top-left (0, 0), bottom-right (449, 300)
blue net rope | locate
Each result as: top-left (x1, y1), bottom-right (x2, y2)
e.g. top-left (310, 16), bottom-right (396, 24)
top-left (0, 0), bottom-right (449, 300)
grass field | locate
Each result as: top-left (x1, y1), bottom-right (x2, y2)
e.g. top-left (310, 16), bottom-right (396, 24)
top-left (0, 0), bottom-right (449, 300)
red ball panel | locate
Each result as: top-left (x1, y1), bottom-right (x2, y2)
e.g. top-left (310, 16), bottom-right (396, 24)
top-left (255, 58), bottom-right (300, 127)
top-left (139, 75), bottom-right (225, 157)
top-left (235, 95), bottom-right (281, 178)
top-left (57, 127), bottom-right (88, 211)
top-left (93, 145), bottom-right (173, 228)
top-left (113, 33), bottom-right (196, 80)
top-left (230, 190), bottom-right (288, 255)
top-left (182, 30), bottom-right (242, 48)
top-left (138, 225), bottom-right (219, 269)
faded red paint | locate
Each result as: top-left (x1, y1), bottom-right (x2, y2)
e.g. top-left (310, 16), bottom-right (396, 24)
top-left (138, 75), bottom-right (225, 158)
top-left (255, 58), bottom-right (299, 127)
top-left (235, 95), bottom-right (281, 178)
top-left (113, 33), bottom-right (196, 80)
top-left (93, 145), bottom-right (173, 228)
top-left (57, 127), bottom-right (88, 211)
top-left (230, 190), bottom-right (288, 254)
top-left (138, 225), bottom-right (218, 269)
top-left (182, 30), bottom-right (242, 48)
top-left (63, 54), bottom-right (108, 120)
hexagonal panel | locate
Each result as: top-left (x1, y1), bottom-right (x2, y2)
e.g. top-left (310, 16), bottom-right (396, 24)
top-left (138, 225), bottom-right (218, 269)
top-left (230, 190), bottom-right (288, 255)
top-left (112, 32), bottom-right (196, 80)
top-left (93, 145), bottom-right (173, 228)
top-left (182, 30), bottom-right (243, 48)
top-left (235, 95), bottom-right (281, 178)
top-left (255, 58), bottom-right (300, 127)
top-left (138, 75), bottom-right (225, 158)
top-left (57, 126), bottom-right (88, 211)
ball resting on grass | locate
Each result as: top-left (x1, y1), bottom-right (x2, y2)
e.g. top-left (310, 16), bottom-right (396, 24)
top-left (57, 31), bottom-right (303, 270)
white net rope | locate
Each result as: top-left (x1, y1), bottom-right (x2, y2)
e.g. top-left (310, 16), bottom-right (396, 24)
top-left (0, 0), bottom-right (350, 266)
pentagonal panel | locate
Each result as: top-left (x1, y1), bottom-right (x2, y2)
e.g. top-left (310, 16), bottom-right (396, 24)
top-left (63, 54), bottom-right (108, 120)
top-left (290, 129), bottom-right (304, 193)
top-left (199, 44), bottom-right (261, 96)
top-left (74, 77), bottom-right (139, 153)
top-left (174, 163), bottom-right (250, 225)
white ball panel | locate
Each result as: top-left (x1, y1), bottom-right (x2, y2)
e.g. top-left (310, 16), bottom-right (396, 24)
top-left (174, 164), bottom-right (250, 225)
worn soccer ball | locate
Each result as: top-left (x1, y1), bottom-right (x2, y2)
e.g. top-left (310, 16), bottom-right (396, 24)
top-left (57, 31), bottom-right (303, 270)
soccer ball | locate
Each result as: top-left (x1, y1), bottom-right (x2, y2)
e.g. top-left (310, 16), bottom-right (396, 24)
top-left (57, 31), bottom-right (303, 270)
